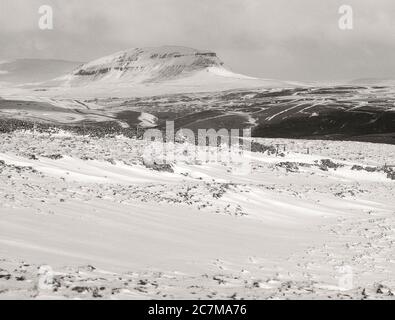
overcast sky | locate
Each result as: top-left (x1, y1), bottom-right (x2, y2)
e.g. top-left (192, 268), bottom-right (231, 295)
top-left (1, 0), bottom-right (395, 81)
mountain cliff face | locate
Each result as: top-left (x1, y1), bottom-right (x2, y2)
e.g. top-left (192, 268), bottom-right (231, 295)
top-left (63, 46), bottom-right (226, 85)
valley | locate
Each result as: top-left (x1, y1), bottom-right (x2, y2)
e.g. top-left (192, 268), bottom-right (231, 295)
top-left (0, 85), bottom-right (394, 144)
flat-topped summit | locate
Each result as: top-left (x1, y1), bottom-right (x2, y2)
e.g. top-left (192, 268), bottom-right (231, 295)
top-left (18, 46), bottom-right (299, 97)
top-left (65, 46), bottom-right (226, 85)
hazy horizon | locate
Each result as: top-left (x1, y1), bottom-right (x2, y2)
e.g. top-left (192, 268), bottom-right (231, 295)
top-left (1, 0), bottom-right (395, 81)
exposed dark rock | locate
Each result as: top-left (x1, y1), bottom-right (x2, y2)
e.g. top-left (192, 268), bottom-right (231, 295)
top-left (318, 159), bottom-right (343, 171)
top-left (143, 161), bottom-right (174, 173)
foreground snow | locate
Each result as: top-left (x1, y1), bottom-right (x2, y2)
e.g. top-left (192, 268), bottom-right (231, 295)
top-left (0, 131), bottom-right (394, 299)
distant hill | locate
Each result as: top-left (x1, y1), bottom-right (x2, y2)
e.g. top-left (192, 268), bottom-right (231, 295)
top-left (0, 59), bottom-right (82, 85)
top-left (349, 78), bottom-right (395, 86)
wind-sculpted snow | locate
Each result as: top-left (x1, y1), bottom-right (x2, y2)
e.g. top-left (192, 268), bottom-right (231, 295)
top-left (0, 130), bottom-right (394, 299)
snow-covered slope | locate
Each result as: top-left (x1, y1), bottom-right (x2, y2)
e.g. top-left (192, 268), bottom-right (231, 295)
top-left (0, 131), bottom-right (394, 299)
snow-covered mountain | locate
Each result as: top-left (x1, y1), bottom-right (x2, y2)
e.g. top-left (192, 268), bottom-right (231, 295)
top-left (57, 46), bottom-right (256, 86)
top-left (37, 46), bottom-right (299, 97)
top-left (0, 46), bottom-right (302, 98)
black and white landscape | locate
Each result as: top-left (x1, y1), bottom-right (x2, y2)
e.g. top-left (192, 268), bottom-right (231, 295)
top-left (0, 1), bottom-right (394, 300)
